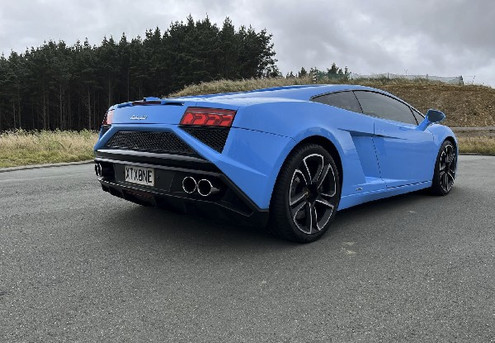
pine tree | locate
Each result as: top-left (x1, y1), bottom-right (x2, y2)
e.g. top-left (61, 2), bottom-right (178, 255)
top-left (0, 15), bottom-right (279, 131)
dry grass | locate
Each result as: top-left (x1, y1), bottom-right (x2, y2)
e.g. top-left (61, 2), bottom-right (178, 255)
top-left (168, 76), bottom-right (449, 97)
top-left (457, 136), bottom-right (495, 155)
top-left (0, 130), bottom-right (98, 168)
top-left (170, 77), bottom-right (495, 128)
top-left (169, 76), bottom-right (315, 97)
top-left (0, 129), bottom-right (492, 169)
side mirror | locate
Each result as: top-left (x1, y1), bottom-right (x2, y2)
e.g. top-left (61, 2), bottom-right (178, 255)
top-left (417, 109), bottom-right (446, 131)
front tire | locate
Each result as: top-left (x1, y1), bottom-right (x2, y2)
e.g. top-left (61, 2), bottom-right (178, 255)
top-left (270, 144), bottom-right (341, 243)
top-left (431, 140), bottom-right (457, 195)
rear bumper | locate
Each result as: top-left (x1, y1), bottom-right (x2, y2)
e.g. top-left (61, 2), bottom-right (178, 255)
top-left (94, 149), bottom-right (269, 227)
top-left (95, 124), bottom-right (296, 209)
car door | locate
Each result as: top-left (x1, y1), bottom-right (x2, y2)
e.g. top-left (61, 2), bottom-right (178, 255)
top-left (354, 91), bottom-right (436, 188)
top-left (313, 91), bottom-right (385, 194)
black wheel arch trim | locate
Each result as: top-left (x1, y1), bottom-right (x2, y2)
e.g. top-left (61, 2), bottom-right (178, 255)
top-left (270, 135), bottom-right (344, 205)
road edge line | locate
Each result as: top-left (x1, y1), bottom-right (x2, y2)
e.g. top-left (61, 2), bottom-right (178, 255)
top-left (0, 160), bottom-right (94, 173)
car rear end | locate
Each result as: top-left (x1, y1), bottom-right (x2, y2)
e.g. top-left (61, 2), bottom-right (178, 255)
top-left (93, 96), bottom-right (292, 226)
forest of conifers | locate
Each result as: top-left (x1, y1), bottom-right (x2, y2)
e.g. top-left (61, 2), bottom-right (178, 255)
top-left (0, 16), bottom-right (278, 131)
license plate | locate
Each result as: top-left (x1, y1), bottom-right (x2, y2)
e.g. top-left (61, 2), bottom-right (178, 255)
top-left (124, 165), bottom-right (154, 186)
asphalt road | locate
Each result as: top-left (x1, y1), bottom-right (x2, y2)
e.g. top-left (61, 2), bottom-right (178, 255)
top-left (1, 156), bottom-right (494, 342)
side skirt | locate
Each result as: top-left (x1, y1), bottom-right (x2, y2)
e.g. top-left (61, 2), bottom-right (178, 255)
top-left (338, 181), bottom-right (432, 210)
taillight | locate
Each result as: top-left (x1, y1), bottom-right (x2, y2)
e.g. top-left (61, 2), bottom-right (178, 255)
top-left (102, 109), bottom-right (114, 126)
top-left (180, 107), bottom-right (236, 127)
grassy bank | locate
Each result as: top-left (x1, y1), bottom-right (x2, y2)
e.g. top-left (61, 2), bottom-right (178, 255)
top-left (168, 77), bottom-right (495, 155)
top-left (0, 129), bottom-right (492, 170)
top-left (170, 77), bottom-right (495, 127)
top-left (0, 130), bottom-right (98, 168)
top-left (457, 136), bottom-right (495, 155)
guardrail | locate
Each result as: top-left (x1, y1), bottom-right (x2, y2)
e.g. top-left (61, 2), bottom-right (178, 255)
top-left (452, 127), bottom-right (495, 137)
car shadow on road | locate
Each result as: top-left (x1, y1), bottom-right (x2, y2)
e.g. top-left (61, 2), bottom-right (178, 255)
top-left (99, 202), bottom-right (296, 253)
top-left (96, 187), bottom-right (456, 254)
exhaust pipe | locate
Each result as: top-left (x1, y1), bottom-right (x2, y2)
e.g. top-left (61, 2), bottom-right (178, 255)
top-left (95, 163), bottom-right (102, 177)
top-left (197, 179), bottom-right (220, 197)
top-left (182, 176), bottom-right (197, 194)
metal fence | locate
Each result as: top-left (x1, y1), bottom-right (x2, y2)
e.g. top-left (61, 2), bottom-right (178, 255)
top-left (349, 73), bottom-right (464, 85)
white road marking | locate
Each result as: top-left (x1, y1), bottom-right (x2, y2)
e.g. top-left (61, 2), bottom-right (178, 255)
top-left (0, 173), bottom-right (86, 183)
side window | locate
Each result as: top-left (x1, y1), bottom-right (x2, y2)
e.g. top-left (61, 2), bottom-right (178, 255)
top-left (312, 91), bottom-right (362, 113)
top-left (354, 91), bottom-right (417, 125)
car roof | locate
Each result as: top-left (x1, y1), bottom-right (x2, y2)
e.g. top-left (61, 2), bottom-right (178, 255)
top-left (173, 84), bottom-right (390, 102)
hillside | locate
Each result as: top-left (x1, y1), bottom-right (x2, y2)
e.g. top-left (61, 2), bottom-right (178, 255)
top-left (170, 78), bottom-right (495, 127)
top-left (377, 83), bottom-right (495, 127)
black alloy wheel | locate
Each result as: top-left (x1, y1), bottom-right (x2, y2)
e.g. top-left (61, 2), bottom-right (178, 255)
top-left (431, 140), bottom-right (457, 195)
top-left (270, 144), bottom-right (340, 243)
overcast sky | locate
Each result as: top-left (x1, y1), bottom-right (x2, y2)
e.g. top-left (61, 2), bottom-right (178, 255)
top-left (1, 0), bottom-right (494, 86)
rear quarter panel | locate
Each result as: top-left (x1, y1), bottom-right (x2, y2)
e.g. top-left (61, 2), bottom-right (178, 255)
top-left (232, 101), bottom-right (383, 207)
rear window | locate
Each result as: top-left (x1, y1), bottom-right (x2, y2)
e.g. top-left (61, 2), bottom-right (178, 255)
top-left (313, 91), bottom-right (362, 113)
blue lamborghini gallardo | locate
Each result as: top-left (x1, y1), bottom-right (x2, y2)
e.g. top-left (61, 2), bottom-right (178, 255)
top-left (94, 85), bottom-right (458, 242)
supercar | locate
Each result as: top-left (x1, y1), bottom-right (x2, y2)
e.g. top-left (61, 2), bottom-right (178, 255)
top-left (94, 84), bottom-right (458, 242)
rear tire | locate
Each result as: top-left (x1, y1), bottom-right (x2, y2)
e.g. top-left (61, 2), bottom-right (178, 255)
top-left (269, 144), bottom-right (341, 243)
top-left (431, 140), bottom-right (457, 195)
